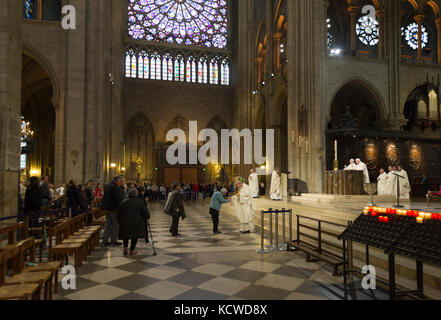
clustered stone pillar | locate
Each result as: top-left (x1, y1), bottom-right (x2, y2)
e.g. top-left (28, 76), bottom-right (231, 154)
top-left (0, 0), bottom-right (23, 218)
top-left (348, 6), bottom-right (360, 55)
top-left (377, 9), bottom-right (387, 60)
top-left (414, 14), bottom-right (426, 63)
top-left (435, 18), bottom-right (441, 65)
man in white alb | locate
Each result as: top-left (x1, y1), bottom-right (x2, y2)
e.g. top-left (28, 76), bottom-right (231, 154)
top-left (397, 166), bottom-right (411, 200)
top-left (355, 158), bottom-right (370, 184)
top-left (344, 159), bottom-right (357, 170)
top-left (231, 181), bottom-right (255, 233)
top-left (270, 168), bottom-right (282, 201)
top-left (386, 166), bottom-right (397, 197)
top-left (248, 169), bottom-right (259, 198)
top-left (377, 168), bottom-right (388, 196)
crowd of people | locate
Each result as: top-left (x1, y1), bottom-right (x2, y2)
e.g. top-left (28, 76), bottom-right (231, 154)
top-left (377, 165), bottom-right (411, 199)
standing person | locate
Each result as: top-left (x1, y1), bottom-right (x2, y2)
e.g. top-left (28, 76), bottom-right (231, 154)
top-left (397, 166), bottom-right (411, 200)
top-left (231, 181), bottom-right (255, 233)
top-left (66, 180), bottom-right (81, 217)
top-left (24, 177), bottom-right (43, 214)
top-left (355, 158), bottom-right (370, 184)
top-left (209, 188), bottom-right (230, 234)
top-left (377, 169), bottom-right (388, 196)
top-left (94, 183), bottom-right (103, 200)
top-left (421, 175), bottom-right (429, 197)
top-left (270, 168), bottom-right (282, 201)
top-left (164, 182), bottom-right (186, 237)
top-left (20, 180), bottom-right (27, 209)
top-left (386, 166), bottom-right (397, 197)
top-left (138, 186), bottom-right (151, 245)
top-left (259, 182), bottom-right (265, 196)
top-left (117, 189), bottom-right (150, 256)
top-left (344, 159), bottom-right (357, 170)
top-left (39, 176), bottom-right (52, 207)
top-left (101, 176), bottom-right (125, 247)
top-left (249, 169), bottom-right (259, 198)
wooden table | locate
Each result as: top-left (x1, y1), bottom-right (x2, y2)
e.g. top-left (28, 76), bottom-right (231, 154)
top-left (325, 170), bottom-right (364, 195)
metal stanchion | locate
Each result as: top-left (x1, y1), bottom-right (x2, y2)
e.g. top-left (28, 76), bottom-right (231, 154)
top-left (289, 209), bottom-right (293, 246)
top-left (275, 210), bottom-right (279, 251)
top-left (280, 208), bottom-right (287, 251)
top-left (257, 210), bottom-right (270, 253)
top-left (267, 209), bottom-right (275, 251)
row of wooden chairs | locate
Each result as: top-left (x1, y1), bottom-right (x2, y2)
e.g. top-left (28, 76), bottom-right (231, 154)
top-left (47, 214), bottom-right (102, 268)
top-left (0, 238), bottom-right (62, 300)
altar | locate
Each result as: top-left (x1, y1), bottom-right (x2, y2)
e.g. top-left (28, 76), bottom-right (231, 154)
top-left (325, 170), bottom-right (365, 195)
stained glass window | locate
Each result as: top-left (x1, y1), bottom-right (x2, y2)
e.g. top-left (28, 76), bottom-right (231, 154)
top-left (221, 59), bottom-right (229, 86)
top-left (24, 0), bottom-right (34, 19)
top-left (404, 23), bottom-right (428, 50)
top-left (128, 0), bottom-right (228, 49)
top-left (356, 16), bottom-right (379, 46)
top-left (210, 58), bottom-right (219, 84)
top-left (125, 50), bottom-right (230, 85)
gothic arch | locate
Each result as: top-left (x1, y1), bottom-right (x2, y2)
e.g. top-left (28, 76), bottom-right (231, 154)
top-left (162, 115), bottom-right (190, 142)
top-left (124, 113), bottom-right (156, 182)
top-left (22, 44), bottom-right (60, 108)
top-left (328, 78), bottom-right (386, 129)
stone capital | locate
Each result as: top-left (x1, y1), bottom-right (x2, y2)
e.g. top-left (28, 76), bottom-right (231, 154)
top-left (414, 14), bottom-right (426, 24)
top-left (435, 18), bottom-right (441, 28)
top-left (347, 6), bottom-right (360, 15)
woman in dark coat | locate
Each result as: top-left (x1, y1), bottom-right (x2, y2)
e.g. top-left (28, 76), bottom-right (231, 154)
top-left (24, 177), bottom-right (43, 214)
top-left (117, 188), bottom-right (150, 256)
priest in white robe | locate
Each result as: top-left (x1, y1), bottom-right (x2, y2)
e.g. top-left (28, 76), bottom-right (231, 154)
top-left (344, 159), bottom-right (357, 170)
top-left (355, 159), bottom-right (370, 184)
top-left (270, 168), bottom-right (282, 201)
top-left (377, 169), bottom-right (388, 196)
top-left (386, 166), bottom-right (397, 197)
top-left (397, 166), bottom-right (411, 200)
top-left (231, 181), bottom-right (255, 233)
top-left (248, 169), bottom-right (259, 198)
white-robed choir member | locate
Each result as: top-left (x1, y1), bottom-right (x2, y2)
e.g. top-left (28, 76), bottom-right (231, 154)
top-left (397, 166), bottom-right (411, 200)
top-left (355, 159), bottom-right (370, 184)
top-left (231, 181), bottom-right (255, 233)
top-left (386, 166), bottom-right (397, 197)
top-left (344, 159), bottom-right (357, 170)
top-left (248, 169), bottom-right (259, 198)
top-left (270, 168), bottom-right (282, 201)
top-left (377, 169), bottom-right (388, 195)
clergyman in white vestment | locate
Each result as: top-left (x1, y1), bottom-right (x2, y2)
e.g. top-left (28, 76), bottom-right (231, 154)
top-left (231, 181), bottom-right (255, 233)
top-left (377, 169), bottom-right (388, 196)
top-left (248, 169), bottom-right (259, 198)
top-left (344, 159), bottom-right (357, 170)
top-left (386, 166), bottom-right (397, 197)
top-left (397, 166), bottom-right (411, 200)
top-left (355, 158), bottom-right (370, 184)
top-left (270, 169), bottom-right (282, 201)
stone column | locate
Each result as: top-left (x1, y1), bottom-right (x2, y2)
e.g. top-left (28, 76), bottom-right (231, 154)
top-left (435, 18), bottom-right (441, 64)
top-left (377, 9), bottom-right (387, 60)
top-left (273, 32), bottom-right (282, 73)
top-left (387, 0), bottom-right (407, 130)
top-left (0, 0), bottom-right (23, 218)
top-left (414, 14), bottom-right (426, 63)
top-left (348, 6), bottom-right (360, 55)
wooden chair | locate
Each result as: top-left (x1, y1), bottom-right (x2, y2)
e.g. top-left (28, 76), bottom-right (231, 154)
top-left (1, 243), bottom-right (52, 300)
top-left (21, 237), bottom-right (63, 295)
top-left (0, 251), bottom-right (40, 300)
top-left (48, 221), bottom-right (84, 268)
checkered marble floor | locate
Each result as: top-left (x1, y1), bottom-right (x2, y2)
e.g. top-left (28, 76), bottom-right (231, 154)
top-left (54, 201), bottom-right (389, 300)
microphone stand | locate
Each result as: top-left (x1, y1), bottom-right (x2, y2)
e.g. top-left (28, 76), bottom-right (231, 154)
top-left (392, 172), bottom-right (405, 208)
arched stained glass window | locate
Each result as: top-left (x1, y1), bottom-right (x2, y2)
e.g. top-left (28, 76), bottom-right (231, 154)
top-left (198, 57), bottom-right (208, 84)
top-left (186, 57), bottom-right (197, 83)
top-left (126, 49), bottom-right (137, 78)
top-left (404, 23), bottom-right (428, 50)
top-left (221, 59), bottom-right (229, 86)
top-left (128, 0), bottom-right (228, 49)
top-left (210, 58), bottom-right (219, 84)
top-left (163, 54), bottom-right (173, 81)
top-left (356, 16), bottom-right (379, 46)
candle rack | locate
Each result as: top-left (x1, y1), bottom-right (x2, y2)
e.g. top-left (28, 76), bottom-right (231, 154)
top-left (339, 210), bottom-right (441, 300)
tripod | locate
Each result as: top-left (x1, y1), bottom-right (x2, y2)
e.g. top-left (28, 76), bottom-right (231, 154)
top-left (147, 220), bottom-right (157, 256)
